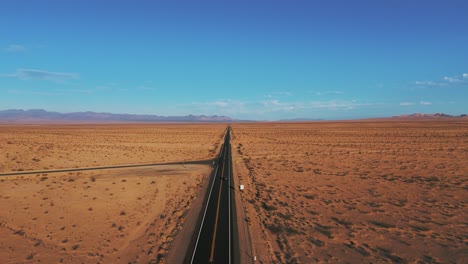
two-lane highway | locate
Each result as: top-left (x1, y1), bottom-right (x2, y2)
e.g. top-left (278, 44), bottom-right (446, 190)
top-left (190, 127), bottom-right (236, 263)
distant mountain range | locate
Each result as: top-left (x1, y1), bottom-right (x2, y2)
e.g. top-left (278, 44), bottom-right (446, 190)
top-left (1, 109), bottom-right (466, 123)
top-left (390, 113), bottom-right (467, 119)
top-left (0, 109), bottom-right (235, 123)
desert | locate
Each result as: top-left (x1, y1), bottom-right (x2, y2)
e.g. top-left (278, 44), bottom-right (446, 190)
top-left (1, 121), bottom-right (467, 263)
top-left (0, 124), bottom-right (225, 263)
top-left (0, 124), bottom-right (225, 172)
top-left (232, 121), bottom-right (467, 263)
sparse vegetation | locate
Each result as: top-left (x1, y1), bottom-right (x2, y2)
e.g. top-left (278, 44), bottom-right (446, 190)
top-left (232, 122), bottom-right (467, 263)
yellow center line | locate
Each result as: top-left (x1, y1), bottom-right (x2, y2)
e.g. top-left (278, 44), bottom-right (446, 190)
top-left (209, 145), bottom-right (226, 262)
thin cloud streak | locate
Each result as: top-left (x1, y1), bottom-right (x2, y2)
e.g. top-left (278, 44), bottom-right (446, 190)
top-left (186, 98), bottom-right (379, 119)
top-left (4, 44), bottom-right (26, 53)
top-left (1, 69), bottom-right (79, 82)
top-left (313, 91), bottom-right (344, 96)
top-left (400, 102), bottom-right (415, 106)
top-left (264, 91), bottom-right (293, 98)
top-left (8, 89), bottom-right (63, 96)
top-left (56, 88), bottom-right (93, 94)
top-left (415, 73), bottom-right (468, 87)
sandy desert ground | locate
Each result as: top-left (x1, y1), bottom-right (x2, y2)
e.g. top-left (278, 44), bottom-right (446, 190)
top-left (232, 121), bottom-right (467, 263)
top-left (0, 124), bottom-right (225, 172)
top-left (0, 165), bottom-right (211, 263)
top-left (0, 124), bottom-right (226, 263)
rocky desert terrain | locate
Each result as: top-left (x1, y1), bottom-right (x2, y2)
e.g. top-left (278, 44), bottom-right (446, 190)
top-left (232, 121), bottom-right (467, 263)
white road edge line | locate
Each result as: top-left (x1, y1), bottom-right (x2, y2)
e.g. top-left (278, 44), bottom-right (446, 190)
top-left (190, 143), bottom-right (224, 264)
top-left (228, 138), bottom-right (231, 264)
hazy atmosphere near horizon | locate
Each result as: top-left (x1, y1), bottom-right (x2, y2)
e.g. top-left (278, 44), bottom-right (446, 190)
top-left (1, 0), bottom-right (467, 120)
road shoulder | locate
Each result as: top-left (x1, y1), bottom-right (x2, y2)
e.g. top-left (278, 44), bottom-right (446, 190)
top-left (231, 145), bottom-right (254, 263)
top-left (165, 166), bottom-right (214, 264)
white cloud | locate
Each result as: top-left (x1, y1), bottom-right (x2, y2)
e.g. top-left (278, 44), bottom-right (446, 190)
top-left (56, 88), bottom-right (93, 94)
top-left (400, 102), bottom-right (415, 106)
top-left (264, 91), bottom-right (293, 98)
top-left (191, 99), bottom-right (246, 109)
top-left (8, 89), bottom-right (62, 96)
top-left (416, 73), bottom-right (468, 88)
top-left (260, 99), bottom-right (373, 112)
top-left (308, 100), bottom-right (370, 110)
top-left (0, 69), bottom-right (78, 82)
top-left (185, 98), bottom-right (379, 119)
top-left (133, 85), bottom-right (157, 91)
top-left (4, 44), bottom-right (26, 53)
top-left (414, 81), bottom-right (446, 86)
top-left (443, 76), bottom-right (462, 83)
top-left (96, 83), bottom-right (118, 90)
top-left (213, 101), bottom-right (229, 107)
top-left (420, 101), bottom-right (432, 105)
top-left (314, 90), bottom-right (344, 96)
top-left (261, 100), bottom-right (281, 106)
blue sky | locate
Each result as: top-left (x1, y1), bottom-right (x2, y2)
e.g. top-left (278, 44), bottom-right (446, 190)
top-left (1, 0), bottom-right (467, 120)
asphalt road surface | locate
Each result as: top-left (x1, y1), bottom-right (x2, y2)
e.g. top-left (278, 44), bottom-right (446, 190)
top-left (190, 127), bottom-right (237, 263)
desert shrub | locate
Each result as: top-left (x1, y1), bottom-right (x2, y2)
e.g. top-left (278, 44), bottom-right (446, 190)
top-left (410, 225), bottom-right (430, 232)
top-left (276, 212), bottom-right (292, 220)
top-left (307, 210), bottom-right (319, 215)
top-left (261, 202), bottom-right (277, 211)
top-left (14, 230), bottom-right (25, 235)
top-left (367, 201), bottom-right (382, 208)
top-left (266, 223), bottom-right (299, 235)
top-left (303, 194), bottom-right (317, 200)
top-left (308, 237), bottom-right (325, 247)
top-left (427, 176), bottom-right (440, 182)
top-left (295, 167), bottom-right (304, 172)
top-left (369, 220), bottom-right (396, 228)
top-left (315, 224), bottom-right (333, 238)
top-left (390, 199), bottom-right (407, 207)
top-left (377, 247), bottom-right (407, 263)
top-left (331, 217), bottom-right (353, 228)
